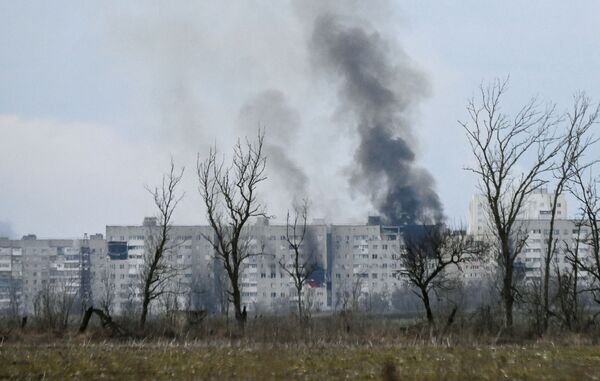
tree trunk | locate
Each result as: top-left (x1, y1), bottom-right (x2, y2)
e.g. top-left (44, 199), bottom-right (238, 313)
top-left (79, 307), bottom-right (95, 333)
top-left (500, 237), bottom-right (514, 330)
top-left (422, 288), bottom-right (434, 326)
top-left (231, 285), bottom-right (244, 326)
top-left (79, 306), bottom-right (127, 337)
top-left (140, 293), bottom-right (150, 329)
top-left (543, 192), bottom-right (560, 333)
top-left (297, 285), bottom-right (303, 319)
top-left (503, 260), bottom-right (514, 330)
top-left (543, 255), bottom-right (551, 332)
top-left (572, 260), bottom-right (579, 327)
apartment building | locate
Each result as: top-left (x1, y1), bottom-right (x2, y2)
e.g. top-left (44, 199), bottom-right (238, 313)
top-left (101, 220), bottom-right (216, 315)
top-left (3, 214), bottom-right (497, 317)
top-left (0, 235), bottom-right (98, 315)
top-left (468, 188), bottom-right (568, 236)
top-left (0, 243), bottom-right (22, 314)
top-left (238, 218), bottom-right (329, 313)
top-left (467, 188), bottom-right (594, 283)
top-left (330, 222), bottom-right (402, 311)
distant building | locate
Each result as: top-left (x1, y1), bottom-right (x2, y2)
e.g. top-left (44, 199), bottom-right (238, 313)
top-left (9, 193), bottom-right (589, 318)
top-left (101, 223), bottom-right (215, 315)
top-left (467, 188), bottom-right (592, 283)
top-left (0, 235), bottom-right (100, 315)
top-left (238, 220), bottom-right (329, 314)
top-left (330, 224), bottom-right (401, 311)
top-left (468, 188), bottom-right (568, 235)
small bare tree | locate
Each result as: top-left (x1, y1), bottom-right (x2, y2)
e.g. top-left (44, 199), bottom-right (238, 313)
top-left (397, 225), bottom-right (480, 326)
top-left (33, 277), bottom-right (79, 331)
top-left (96, 267), bottom-right (115, 316)
top-left (139, 159), bottom-right (184, 329)
top-left (278, 199), bottom-right (317, 319)
top-left (540, 93), bottom-right (598, 332)
top-left (7, 275), bottom-right (22, 323)
top-left (462, 78), bottom-right (561, 329)
top-left (335, 273), bottom-right (364, 312)
top-left (197, 132), bottom-right (267, 326)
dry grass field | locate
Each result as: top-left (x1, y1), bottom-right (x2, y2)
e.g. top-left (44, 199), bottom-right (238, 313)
top-left (1, 341), bottom-right (600, 380)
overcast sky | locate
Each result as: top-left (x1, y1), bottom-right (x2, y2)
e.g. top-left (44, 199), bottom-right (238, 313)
top-left (1, 1), bottom-right (600, 238)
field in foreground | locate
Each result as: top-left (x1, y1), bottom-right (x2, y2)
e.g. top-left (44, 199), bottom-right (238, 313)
top-left (1, 342), bottom-right (600, 380)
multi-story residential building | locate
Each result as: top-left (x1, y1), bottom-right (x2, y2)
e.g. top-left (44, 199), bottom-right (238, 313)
top-left (330, 221), bottom-right (402, 311)
top-left (1, 217), bottom-right (464, 317)
top-left (102, 217), bottom-right (330, 315)
top-left (101, 220), bottom-right (216, 315)
top-left (468, 188), bottom-right (568, 235)
top-left (0, 235), bottom-right (99, 315)
top-left (514, 219), bottom-right (592, 283)
top-left (238, 217), bottom-right (329, 313)
top-left (0, 243), bottom-right (22, 314)
top-left (467, 188), bottom-right (594, 284)
top-left (6, 210), bottom-right (544, 318)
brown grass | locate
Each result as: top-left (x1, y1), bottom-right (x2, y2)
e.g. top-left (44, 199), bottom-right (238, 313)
top-left (1, 340), bottom-right (600, 380)
top-left (2, 314), bottom-right (600, 380)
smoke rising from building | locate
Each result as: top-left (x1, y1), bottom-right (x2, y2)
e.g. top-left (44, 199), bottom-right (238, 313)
top-left (0, 221), bottom-right (14, 238)
top-left (237, 90), bottom-right (309, 204)
top-left (308, 12), bottom-right (444, 225)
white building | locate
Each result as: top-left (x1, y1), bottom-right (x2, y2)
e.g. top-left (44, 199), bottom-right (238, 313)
top-left (330, 223), bottom-right (402, 311)
top-left (0, 235), bottom-right (97, 315)
top-left (468, 188), bottom-right (568, 235)
top-left (467, 188), bottom-right (593, 283)
top-left (237, 218), bottom-right (329, 314)
top-left (101, 222), bottom-right (216, 315)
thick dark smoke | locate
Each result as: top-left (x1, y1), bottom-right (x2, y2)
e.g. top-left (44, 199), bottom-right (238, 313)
top-left (237, 90), bottom-right (309, 203)
top-left (308, 13), bottom-right (444, 225)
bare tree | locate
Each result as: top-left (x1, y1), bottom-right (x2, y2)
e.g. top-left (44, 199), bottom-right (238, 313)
top-left (139, 159), bottom-right (184, 329)
top-left (33, 277), bottom-right (79, 331)
top-left (540, 93), bottom-right (598, 331)
top-left (462, 78), bottom-right (561, 329)
top-left (397, 225), bottom-right (480, 326)
top-left (96, 267), bottom-right (115, 316)
top-left (7, 275), bottom-right (22, 323)
top-left (335, 271), bottom-right (365, 313)
top-left (565, 163), bottom-right (600, 307)
top-left (554, 223), bottom-right (583, 330)
top-left (197, 132), bottom-right (267, 326)
top-left (92, 262), bottom-right (115, 316)
top-left (278, 199), bottom-right (317, 319)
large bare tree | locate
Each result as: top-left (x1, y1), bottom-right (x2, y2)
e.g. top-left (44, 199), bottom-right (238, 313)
top-left (565, 162), bottom-right (600, 307)
top-left (397, 225), bottom-right (480, 326)
top-left (278, 199), bottom-right (317, 319)
top-left (197, 132), bottom-right (267, 326)
top-left (540, 93), bottom-right (598, 332)
top-left (555, 220), bottom-right (584, 330)
top-left (462, 79), bottom-right (562, 329)
top-left (139, 160), bottom-right (184, 329)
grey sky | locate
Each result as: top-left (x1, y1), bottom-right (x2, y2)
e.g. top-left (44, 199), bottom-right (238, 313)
top-left (1, 1), bottom-right (599, 238)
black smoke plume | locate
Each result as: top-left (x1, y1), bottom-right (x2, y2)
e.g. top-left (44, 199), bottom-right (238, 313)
top-left (309, 13), bottom-right (444, 225)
